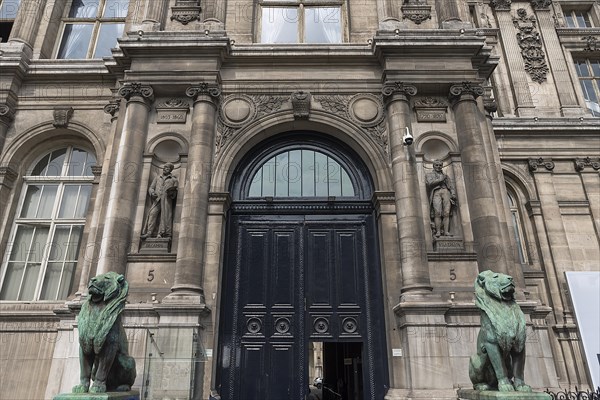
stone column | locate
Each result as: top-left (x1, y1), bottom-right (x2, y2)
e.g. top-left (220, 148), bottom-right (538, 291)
top-left (382, 82), bottom-right (432, 296)
top-left (76, 99), bottom-right (122, 293)
top-left (450, 82), bottom-right (509, 274)
top-left (491, 1), bottom-right (536, 116)
top-left (141, 0), bottom-right (169, 30)
top-left (8, 0), bottom-right (47, 50)
top-left (0, 104), bottom-right (15, 154)
top-left (576, 158), bottom-right (600, 235)
top-left (166, 83), bottom-right (220, 303)
top-left (435, 0), bottom-right (462, 26)
top-left (531, 2), bottom-right (581, 116)
top-left (96, 84), bottom-right (154, 275)
top-left (203, 0), bottom-right (227, 23)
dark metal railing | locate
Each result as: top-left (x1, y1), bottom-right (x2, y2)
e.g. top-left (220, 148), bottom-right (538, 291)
top-left (545, 387), bottom-right (600, 400)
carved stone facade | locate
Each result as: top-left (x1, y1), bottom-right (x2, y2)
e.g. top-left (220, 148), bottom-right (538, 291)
top-left (0, 0), bottom-right (598, 399)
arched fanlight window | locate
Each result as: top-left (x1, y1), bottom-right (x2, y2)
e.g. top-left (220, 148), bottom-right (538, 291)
top-left (507, 190), bottom-right (527, 264)
top-left (0, 146), bottom-right (96, 301)
top-left (247, 149), bottom-right (356, 198)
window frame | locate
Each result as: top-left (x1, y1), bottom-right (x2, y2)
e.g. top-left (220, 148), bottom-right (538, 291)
top-left (573, 58), bottom-right (600, 117)
top-left (256, 0), bottom-right (346, 44)
top-left (563, 8), bottom-right (594, 27)
top-left (54, 0), bottom-right (129, 59)
top-left (0, 146), bottom-right (96, 301)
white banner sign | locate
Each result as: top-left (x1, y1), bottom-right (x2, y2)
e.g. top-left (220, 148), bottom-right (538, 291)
top-left (565, 271), bottom-right (600, 389)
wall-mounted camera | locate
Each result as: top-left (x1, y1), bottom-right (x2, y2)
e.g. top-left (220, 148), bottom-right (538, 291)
top-left (403, 127), bottom-right (414, 146)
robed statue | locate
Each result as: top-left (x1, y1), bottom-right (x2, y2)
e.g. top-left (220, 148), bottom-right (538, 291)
top-left (425, 160), bottom-right (456, 237)
top-left (141, 163), bottom-right (178, 239)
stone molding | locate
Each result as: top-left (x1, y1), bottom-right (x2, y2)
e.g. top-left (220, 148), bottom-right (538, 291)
top-left (513, 8), bottom-right (549, 83)
top-left (490, 0), bottom-right (512, 11)
top-left (530, 0), bottom-right (552, 10)
top-left (574, 157), bottom-right (600, 172)
top-left (414, 97), bottom-right (448, 122)
top-left (186, 83), bottom-right (221, 101)
top-left (381, 82), bottom-right (418, 102)
top-left (401, 4), bottom-right (432, 24)
top-left (156, 98), bottom-right (190, 124)
top-left (291, 91), bottom-right (311, 120)
top-left (0, 166), bottom-right (18, 183)
top-left (0, 104), bottom-right (15, 123)
top-left (171, 0), bottom-right (202, 25)
top-left (449, 82), bottom-right (485, 102)
top-left (103, 99), bottom-right (120, 117)
top-left (119, 83), bottom-right (154, 103)
top-left (52, 107), bottom-right (73, 128)
top-left (528, 157), bottom-right (555, 172)
top-left (582, 35), bottom-right (598, 52)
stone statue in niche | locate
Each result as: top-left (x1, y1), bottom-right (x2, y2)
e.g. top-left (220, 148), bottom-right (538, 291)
top-left (141, 163), bottom-right (178, 239)
top-left (425, 160), bottom-right (456, 237)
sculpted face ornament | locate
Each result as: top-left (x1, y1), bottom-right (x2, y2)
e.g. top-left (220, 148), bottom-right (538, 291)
top-left (469, 270), bottom-right (531, 393)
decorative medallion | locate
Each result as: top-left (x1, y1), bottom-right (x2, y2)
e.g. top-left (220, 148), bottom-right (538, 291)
top-left (291, 91), bottom-right (311, 120)
top-left (513, 9), bottom-right (549, 83)
top-left (313, 317), bottom-right (329, 334)
top-left (274, 317), bottom-right (291, 334)
top-left (53, 107), bottom-right (74, 128)
top-left (348, 94), bottom-right (385, 127)
top-left (342, 317), bottom-right (358, 334)
top-left (220, 95), bottom-right (257, 127)
top-left (246, 317), bottom-right (262, 334)
top-left (528, 157), bottom-right (555, 172)
top-left (574, 157), bottom-right (600, 172)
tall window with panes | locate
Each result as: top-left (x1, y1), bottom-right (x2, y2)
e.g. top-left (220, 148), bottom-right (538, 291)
top-left (0, 147), bottom-right (96, 301)
top-left (56, 0), bottom-right (129, 59)
top-left (574, 59), bottom-right (600, 117)
top-left (563, 8), bottom-right (594, 27)
top-left (259, 1), bottom-right (342, 43)
top-left (0, 0), bottom-right (19, 42)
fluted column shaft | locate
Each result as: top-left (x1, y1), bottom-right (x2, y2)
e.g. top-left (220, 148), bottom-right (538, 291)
top-left (203, 0), bottom-right (227, 22)
top-left (450, 83), bottom-right (509, 274)
top-left (8, 0), bottom-right (47, 48)
top-left (97, 84), bottom-right (153, 275)
top-left (435, 0), bottom-right (461, 25)
top-left (382, 82), bottom-right (432, 295)
top-left (170, 84), bottom-right (220, 300)
top-left (142, 0), bottom-right (169, 29)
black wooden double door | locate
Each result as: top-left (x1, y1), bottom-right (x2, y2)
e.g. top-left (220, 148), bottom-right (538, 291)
top-left (217, 213), bottom-right (388, 400)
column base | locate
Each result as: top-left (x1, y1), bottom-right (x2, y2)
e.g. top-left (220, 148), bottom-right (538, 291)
top-left (458, 389), bottom-right (551, 400)
top-left (163, 285), bottom-right (206, 305)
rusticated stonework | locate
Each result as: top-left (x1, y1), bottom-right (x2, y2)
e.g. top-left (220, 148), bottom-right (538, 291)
top-left (513, 8), bottom-right (549, 83)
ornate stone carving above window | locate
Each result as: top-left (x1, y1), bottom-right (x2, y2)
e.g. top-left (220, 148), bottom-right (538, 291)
top-left (530, 0), bottom-right (552, 10)
top-left (513, 8), bottom-right (549, 83)
top-left (490, 0), bottom-right (512, 11)
top-left (171, 0), bottom-right (202, 25)
top-left (582, 35), bottom-right (598, 52)
top-left (291, 91), bottom-right (311, 120)
top-left (53, 107), bottom-right (74, 128)
top-left (574, 157), bottom-right (600, 172)
top-left (401, 3), bottom-right (432, 25)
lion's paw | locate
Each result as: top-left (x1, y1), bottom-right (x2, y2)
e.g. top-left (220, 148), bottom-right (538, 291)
top-left (515, 383), bottom-right (533, 392)
top-left (474, 383), bottom-right (492, 391)
top-left (498, 379), bottom-right (515, 392)
top-left (90, 382), bottom-right (107, 393)
top-left (72, 383), bottom-right (89, 393)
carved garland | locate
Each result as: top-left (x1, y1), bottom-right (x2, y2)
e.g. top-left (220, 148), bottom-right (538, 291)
top-left (513, 8), bottom-right (549, 84)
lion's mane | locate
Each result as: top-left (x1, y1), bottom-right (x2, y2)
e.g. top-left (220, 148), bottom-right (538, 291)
top-left (475, 270), bottom-right (526, 353)
top-left (78, 272), bottom-right (129, 354)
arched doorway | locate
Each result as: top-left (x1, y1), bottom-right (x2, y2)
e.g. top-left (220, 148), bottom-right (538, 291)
top-left (216, 132), bottom-right (388, 399)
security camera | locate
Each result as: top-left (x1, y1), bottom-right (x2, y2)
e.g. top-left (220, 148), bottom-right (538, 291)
top-left (403, 127), bottom-right (414, 146)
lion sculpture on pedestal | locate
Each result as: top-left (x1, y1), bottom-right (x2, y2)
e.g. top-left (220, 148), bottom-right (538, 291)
top-left (469, 270), bottom-right (532, 392)
top-left (72, 271), bottom-right (136, 394)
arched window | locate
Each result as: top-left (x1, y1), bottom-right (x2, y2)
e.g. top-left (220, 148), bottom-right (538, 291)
top-left (507, 190), bottom-right (527, 264)
top-left (247, 149), bottom-right (356, 198)
top-left (0, 146), bottom-right (96, 301)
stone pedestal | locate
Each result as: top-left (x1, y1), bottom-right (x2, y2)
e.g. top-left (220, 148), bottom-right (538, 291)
top-left (54, 391), bottom-right (139, 400)
top-left (139, 237), bottom-right (172, 254)
top-left (458, 389), bottom-right (551, 400)
top-left (433, 236), bottom-right (464, 252)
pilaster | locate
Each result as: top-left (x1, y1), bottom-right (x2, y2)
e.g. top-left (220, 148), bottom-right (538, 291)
top-left (574, 157), bottom-right (600, 247)
top-left (0, 103), bottom-right (15, 153)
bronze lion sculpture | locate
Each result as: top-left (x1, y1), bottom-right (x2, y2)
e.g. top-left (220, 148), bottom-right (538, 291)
top-left (72, 272), bottom-right (136, 393)
top-left (469, 270), bottom-right (532, 392)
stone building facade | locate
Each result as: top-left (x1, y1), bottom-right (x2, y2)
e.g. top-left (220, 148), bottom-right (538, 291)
top-left (0, 0), bottom-right (598, 399)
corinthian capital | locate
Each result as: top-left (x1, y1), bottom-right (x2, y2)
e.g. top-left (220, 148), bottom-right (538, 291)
top-left (118, 83), bottom-right (154, 102)
top-left (186, 83), bottom-right (222, 101)
top-left (381, 82), bottom-right (417, 102)
top-left (449, 82), bottom-right (485, 102)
